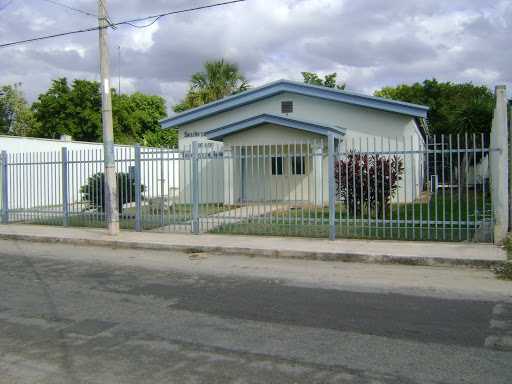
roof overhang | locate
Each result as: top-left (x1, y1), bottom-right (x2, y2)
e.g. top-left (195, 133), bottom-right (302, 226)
top-left (204, 113), bottom-right (347, 142)
top-left (160, 80), bottom-right (429, 129)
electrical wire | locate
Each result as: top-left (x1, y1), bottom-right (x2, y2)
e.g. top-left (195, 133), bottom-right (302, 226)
top-left (98, 0), bottom-right (116, 29)
top-left (1, 26), bottom-right (100, 48)
top-left (0, 0), bottom-right (246, 48)
top-left (124, 15), bottom-right (163, 29)
top-left (42, 0), bottom-right (96, 18)
top-left (0, 0), bottom-right (16, 12)
top-left (121, 0), bottom-right (246, 28)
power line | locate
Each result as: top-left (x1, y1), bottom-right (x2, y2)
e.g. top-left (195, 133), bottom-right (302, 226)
top-left (0, 0), bottom-right (16, 12)
top-left (98, 0), bottom-right (116, 29)
top-left (0, 0), bottom-right (246, 48)
top-left (42, 0), bottom-right (96, 17)
top-left (1, 26), bottom-right (100, 48)
top-left (121, 0), bottom-right (246, 28)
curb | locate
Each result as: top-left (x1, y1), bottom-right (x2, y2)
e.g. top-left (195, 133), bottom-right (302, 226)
top-left (0, 233), bottom-right (503, 268)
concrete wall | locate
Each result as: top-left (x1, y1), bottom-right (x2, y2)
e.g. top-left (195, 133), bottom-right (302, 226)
top-left (177, 93), bottom-right (420, 145)
top-left (0, 136), bottom-right (179, 210)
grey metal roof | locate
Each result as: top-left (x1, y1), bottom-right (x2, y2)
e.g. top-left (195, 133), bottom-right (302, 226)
top-left (204, 113), bottom-right (347, 142)
top-left (160, 79), bottom-right (429, 129)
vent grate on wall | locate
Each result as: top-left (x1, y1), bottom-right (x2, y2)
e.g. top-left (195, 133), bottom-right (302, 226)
top-left (281, 101), bottom-right (293, 113)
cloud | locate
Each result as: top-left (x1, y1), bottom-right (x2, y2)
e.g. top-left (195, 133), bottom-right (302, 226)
top-left (0, 0), bottom-right (510, 111)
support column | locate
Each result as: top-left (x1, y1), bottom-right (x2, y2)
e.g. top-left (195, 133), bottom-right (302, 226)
top-left (490, 85), bottom-right (509, 243)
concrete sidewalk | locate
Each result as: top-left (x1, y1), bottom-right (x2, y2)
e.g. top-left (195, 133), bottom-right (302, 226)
top-left (0, 224), bottom-right (508, 267)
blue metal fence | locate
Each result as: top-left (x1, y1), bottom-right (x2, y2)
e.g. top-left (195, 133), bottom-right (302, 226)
top-left (0, 134), bottom-right (499, 242)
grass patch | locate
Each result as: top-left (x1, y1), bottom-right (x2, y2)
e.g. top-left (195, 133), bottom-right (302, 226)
top-left (494, 237), bottom-right (512, 280)
top-left (30, 203), bottom-right (229, 230)
top-left (122, 203), bottom-right (227, 219)
top-left (211, 191), bottom-right (492, 242)
top-left (185, 248), bottom-right (203, 254)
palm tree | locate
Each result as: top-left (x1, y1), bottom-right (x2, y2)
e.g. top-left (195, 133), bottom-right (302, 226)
top-left (172, 59), bottom-right (251, 113)
top-left (449, 97), bottom-right (493, 199)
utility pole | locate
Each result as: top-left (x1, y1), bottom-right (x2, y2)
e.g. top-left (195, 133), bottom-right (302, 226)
top-left (98, 0), bottom-right (119, 235)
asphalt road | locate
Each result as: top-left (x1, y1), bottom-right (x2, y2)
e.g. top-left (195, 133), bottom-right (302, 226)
top-left (0, 240), bottom-right (511, 384)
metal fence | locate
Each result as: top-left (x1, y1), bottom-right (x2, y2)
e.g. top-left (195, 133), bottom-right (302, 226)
top-left (0, 134), bottom-right (499, 242)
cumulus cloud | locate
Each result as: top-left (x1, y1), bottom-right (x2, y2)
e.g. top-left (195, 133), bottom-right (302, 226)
top-left (0, 0), bottom-right (510, 112)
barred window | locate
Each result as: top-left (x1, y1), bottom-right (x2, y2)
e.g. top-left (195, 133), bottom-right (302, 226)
top-left (292, 156), bottom-right (305, 174)
top-left (272, 156), bottom-right (283, 175)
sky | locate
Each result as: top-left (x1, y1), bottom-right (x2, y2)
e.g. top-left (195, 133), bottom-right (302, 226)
top-left (0, 0), bottom-right (510, 115)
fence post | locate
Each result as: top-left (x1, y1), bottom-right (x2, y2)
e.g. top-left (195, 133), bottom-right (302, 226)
top-left (192, 141), bottom-right (199, 234)
top-left (61, 147), bottom-right (69, 228)
top-left (1, 150), bottom-right (8, 224)
top-left (134, 144), bottom-right (142, 232)
top-left (490, 85), bottom-right (509, 243)
top-left (328, 133), bottom-right (335, 240)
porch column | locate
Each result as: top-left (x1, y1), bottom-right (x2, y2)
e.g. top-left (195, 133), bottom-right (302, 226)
top-left (223, 144), bottom-right (235, 206)
top-left (311, 141), bottom-right (324, 206)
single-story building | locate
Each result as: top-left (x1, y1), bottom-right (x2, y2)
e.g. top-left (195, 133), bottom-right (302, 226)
top-left (159, 80), bottom-right (429, 206)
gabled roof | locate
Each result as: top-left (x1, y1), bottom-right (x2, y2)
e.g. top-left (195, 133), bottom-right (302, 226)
top-left (204, 113), bottom-right (347, 142)
top-left (160, 79), bottom-right (429, 129)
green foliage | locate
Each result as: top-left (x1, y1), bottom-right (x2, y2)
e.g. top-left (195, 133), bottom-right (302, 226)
top-left (449, 97), bottom-right (493, 137)
top-left (113, 92), bottom-right (168, 144)
top-left (301, 71), bottom-right (346, 90)
top-left (374, 78), bottom-right (494, 135)
top-left (80, 172), bottom-right (145, 213)
top-left (334, 152), bottom-right (404, 217)
top-left (504, 237), bottom-right (512, 254)
top-left (172, 59), bottom-right (251, 113)
top-left (496, 237), bottom-right (512, 280)
top-left (140, 129), bottom-right (178, 148)
top-left (0, 83), bottom-right (39, 135)
top-left (185, 248), bottom-right (203, 254)
top-left (31, 78), bottom-right (167, 144)
top-left (31, 78), bottom-right (102, 141)
top-left (494, 263), bottom-right (512, 280)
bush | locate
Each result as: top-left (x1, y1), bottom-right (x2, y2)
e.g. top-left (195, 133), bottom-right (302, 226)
top-left (334, 152), bottom-right (404, 217)
top-left (80, 172), bottom-right (145, 213)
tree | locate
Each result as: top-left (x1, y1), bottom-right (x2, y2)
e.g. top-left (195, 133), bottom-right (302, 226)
top-left (449, 97), bottom-right (494, 199)
top-left (31, 78), bottom-right (167, 144)
top-left (113, 92), bottom-right (167, 144)
top-left (374, 78), bottom-right (494, 135)
top-left (173, 59), bottom-right (251, 113)
top-left (0, 83), bottom-right (39, 136)
top-left (375, 78), bottom-right (494, 200)
top-left (31, 78), bottom-right (103, 141)
top-left (301, 72), bottom-right (346, 90)
top-left (139, 129), bottom-right (178, 148)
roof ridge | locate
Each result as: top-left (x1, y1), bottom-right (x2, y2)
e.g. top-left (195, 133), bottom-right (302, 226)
top-left (160, 80), bottom-right (429, 129)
